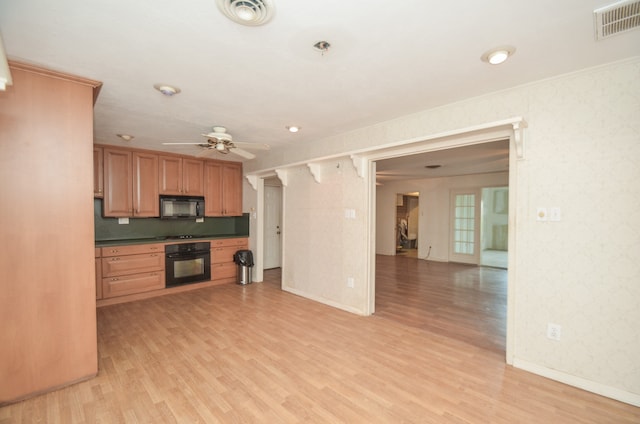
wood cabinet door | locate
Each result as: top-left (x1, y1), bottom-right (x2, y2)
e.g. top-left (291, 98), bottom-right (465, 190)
top-left (158, 155), bottom-right (182, 195)
top-left (132, 152), bottom-right (159, 217)
top-left (204, 161), bottom-right (223, 216)
top-left (211, 245), bottom-right (239, 264)
top-left (95, 250), bottom-right (102, 300)
top-left (103, 148), bottom-right (133, 217)
top-left (183, 159), bottom-right (204, 196)
top-left (222, 163), bottom-right (243, 216)
top-left (102, 272), bottom-right (164, 298)
top-left (93, 146), bottom-right (103, 198)
top-left (101, 253), bottom-right (164, 277)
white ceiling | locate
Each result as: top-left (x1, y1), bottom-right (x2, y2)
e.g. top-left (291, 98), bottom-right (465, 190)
top-left (1, 0), bottom-right (639, 178)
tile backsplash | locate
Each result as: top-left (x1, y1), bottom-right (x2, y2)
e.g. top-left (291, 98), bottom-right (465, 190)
top-left (94, 199), bottom-right (249, 241)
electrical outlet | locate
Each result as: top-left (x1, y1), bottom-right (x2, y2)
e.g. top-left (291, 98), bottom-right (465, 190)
top-left (347, 277), bottom-right (354, 288)
top-left (547, 323), bottom-right (562, 341)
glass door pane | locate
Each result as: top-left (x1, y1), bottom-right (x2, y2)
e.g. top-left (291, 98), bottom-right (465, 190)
top-left (454, 193), bottom-right (475, 255)
top-left (450, 189), bottom-right (480, 264)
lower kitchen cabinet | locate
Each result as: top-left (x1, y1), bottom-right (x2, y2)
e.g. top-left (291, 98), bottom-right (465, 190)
top-left (95, 248), bottom-right (102, 300)
top-left (95, 237), bottom-right (249, 306)
top-left (102, 272), bottom-right (164, 298)
top-left (100, 243), bottom-right (164, 298)
top-left (211, 238), bottom-right (248, 282)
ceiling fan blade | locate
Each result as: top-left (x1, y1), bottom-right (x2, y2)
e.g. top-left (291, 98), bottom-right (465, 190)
top-left (196, 148), bottom-right (216, 157)
top-left (233, 142), bottom-right (270, 151)
top-left (229, 148), bottom-right (256, 160)
top-left (162, 142), bottom-right (203, 145)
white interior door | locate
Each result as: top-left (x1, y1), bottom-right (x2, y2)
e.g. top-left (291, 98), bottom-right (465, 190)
top-left (264, 185), bottom-right (282, 269)
top-left (449, 188), bottom-right (481, 264)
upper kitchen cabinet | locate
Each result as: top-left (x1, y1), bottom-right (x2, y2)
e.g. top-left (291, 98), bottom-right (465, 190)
top-left (103, 148), bottom-right (159, 217)
top-left (93, 146), bottom-right (103, 198)
top-left (204, 161), bottom-right (243, 216)
top-left (159, 155), bottom-right (204, 196)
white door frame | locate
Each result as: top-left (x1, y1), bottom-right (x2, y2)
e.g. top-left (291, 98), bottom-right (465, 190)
top-left (364, 121), bottom-right (521, 365)
top-left (250, 118), bottom-right (524, 364)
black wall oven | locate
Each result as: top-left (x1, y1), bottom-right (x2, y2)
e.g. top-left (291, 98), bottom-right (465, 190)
top-left (165, 241), bottom-right (211, 287)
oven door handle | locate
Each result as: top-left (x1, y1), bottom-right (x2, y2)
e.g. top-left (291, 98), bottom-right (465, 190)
top-left (166, 253), bottom-right (189, 259)
top-left (166, 252), bottom-right (210, 259)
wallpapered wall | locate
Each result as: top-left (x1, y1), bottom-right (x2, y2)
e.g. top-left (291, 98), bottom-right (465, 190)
top-left (244, 58), bottom-right (640, 403)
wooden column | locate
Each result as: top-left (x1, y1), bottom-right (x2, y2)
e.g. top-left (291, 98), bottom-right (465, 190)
top-left (0, 62), bottom-right (102, 404)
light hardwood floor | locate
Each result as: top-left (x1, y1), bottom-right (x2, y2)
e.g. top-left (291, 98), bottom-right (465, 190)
top-left (1, 257), bottom-right (638, 423)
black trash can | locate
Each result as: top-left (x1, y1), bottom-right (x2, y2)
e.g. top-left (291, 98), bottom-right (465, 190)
top-left (233, 250), bottom-right (254, 285)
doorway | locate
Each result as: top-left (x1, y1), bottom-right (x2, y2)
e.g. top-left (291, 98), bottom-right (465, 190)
top-left (263, 180), bottom-right (282, 270)
top-left (396, 192), bottom-right (419, 257)
top-left (369, 126), bottom-right (516, 360)
top-left (481, 187), bottom-right (509, 269)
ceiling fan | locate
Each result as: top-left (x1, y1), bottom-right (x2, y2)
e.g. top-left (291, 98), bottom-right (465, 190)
top-left (162, 126), bottom-right (269, 160)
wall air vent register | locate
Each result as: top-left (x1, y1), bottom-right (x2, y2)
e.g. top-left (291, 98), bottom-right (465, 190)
top-left (594, 0), bottom-right (640, 40)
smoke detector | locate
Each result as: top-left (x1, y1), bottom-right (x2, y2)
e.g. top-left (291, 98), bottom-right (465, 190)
top-left (216, 0), bottom-right (275, 26)
top-left (594, 0), bottom-right (640, 40)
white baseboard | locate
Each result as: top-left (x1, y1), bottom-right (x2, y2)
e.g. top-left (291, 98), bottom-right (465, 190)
top-left (513, 358), bottom-right (640, 407)
top-left (282, 286), bottom-right (366, 316)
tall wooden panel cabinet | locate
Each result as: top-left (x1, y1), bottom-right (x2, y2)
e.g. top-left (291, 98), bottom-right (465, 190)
top-left (0, 62), bottom-right (102, 404)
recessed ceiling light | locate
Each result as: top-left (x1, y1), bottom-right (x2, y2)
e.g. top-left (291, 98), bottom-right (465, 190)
top-left (481, 46), bottom-right (516, 65)
top-left (153, 83), bottom-right (181, 96)
top-left (117, 134), bottom-right (134, 142)
top-left (286, 126), bottom-right (300, 133)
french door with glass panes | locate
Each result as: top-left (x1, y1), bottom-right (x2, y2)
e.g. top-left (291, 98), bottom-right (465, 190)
top-left (449, 189), bottom-right (481, 264)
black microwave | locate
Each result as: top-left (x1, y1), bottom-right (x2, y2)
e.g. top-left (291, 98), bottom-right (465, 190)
top-left (160, 195), bottom-right (205, 219)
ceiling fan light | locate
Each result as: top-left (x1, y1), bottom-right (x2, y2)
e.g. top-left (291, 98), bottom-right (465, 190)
top-left (215, 142), bottom-right (226, 151)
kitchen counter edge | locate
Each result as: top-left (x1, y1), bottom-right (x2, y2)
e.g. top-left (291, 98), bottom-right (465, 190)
top-left (95, 235), bottom-right (249, 247)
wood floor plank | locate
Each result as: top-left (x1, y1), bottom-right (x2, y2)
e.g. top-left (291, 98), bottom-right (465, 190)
top-left (1, 257), bottom-right (638, 423)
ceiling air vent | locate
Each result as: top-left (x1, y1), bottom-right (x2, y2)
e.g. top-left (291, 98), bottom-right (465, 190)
top-left (594, 0), bottom-right (640, 40)
top-left (216, 0), bottom-right (275, 26)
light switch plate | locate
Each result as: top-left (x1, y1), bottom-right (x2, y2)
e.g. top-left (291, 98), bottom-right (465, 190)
top-left (549, 207), bottom-right (562, 221)
top-left (118, 217), bottom-right (129, 224)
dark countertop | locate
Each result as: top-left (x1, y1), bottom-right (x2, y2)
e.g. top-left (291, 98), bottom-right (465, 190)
top-left (95, 234), bottom-right (248, 247)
